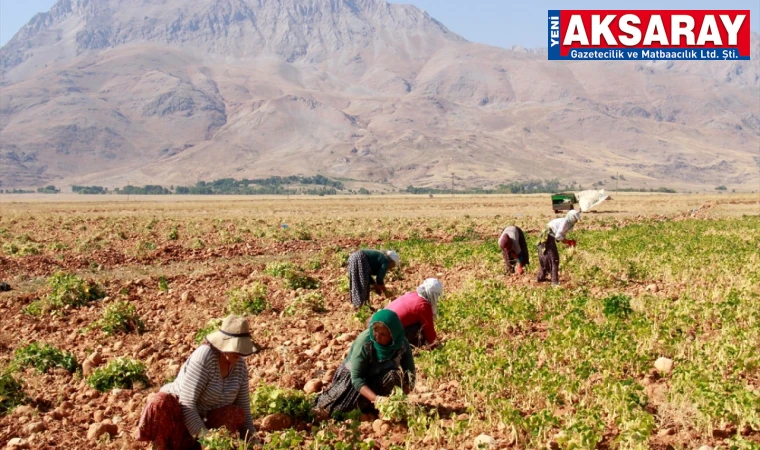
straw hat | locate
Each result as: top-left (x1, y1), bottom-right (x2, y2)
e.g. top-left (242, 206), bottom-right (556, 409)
top-left (206, 315), bottom-right (257, 355)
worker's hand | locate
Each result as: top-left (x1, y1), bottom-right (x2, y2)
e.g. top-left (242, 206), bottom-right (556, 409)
top-left (516, 265), bottom-right (524, 275)
top-left (243, 434), bottom-right (261, 448)
top-left (374, 285), bottom-right (385, 295)
top-left (197, 428), bottom-right (210, 440)
top-left (566, 240), bottom-right (577, 247)
top-left (374, 395), bottom-right (389, 406)
top-left (424, 341), bottom-right (440, 351)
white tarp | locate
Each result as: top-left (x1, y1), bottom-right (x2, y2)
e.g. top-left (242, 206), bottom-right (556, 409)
top-left (576, 190), bottom-right (611, 212)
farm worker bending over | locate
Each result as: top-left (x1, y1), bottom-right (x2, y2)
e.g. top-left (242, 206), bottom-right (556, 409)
top-left (347, 249), bottom-right (400, 309)
top-left (385, 278), bottom-right (443, 347)
top-left (315, 310), bottom-right (415, 415)
top-left (135, 315), bottom-right (258, 449)
top-left (537, 210), bottom-right (580, 286)
top-left (498, 225), bottom-right (529, 275)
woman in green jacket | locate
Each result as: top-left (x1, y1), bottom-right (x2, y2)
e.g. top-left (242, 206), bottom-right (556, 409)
top-left (315, 310), bottom-right (415, 414)
top-left (346, 249), bottom-right (400, 308)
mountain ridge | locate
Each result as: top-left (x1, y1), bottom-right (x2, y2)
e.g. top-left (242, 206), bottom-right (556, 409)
top-left (1, 0), bottom-right (758, 191)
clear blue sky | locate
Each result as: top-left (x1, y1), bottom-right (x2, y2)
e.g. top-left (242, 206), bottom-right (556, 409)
top-left (1, 0), bottom-right (758, 48)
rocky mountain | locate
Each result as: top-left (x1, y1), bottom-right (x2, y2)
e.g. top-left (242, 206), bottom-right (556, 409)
top-left (1, 0), bottom-right (758, 191)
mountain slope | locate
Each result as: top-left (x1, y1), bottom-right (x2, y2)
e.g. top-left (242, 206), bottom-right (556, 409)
top-left (1, 0), bottom-right (758, 191)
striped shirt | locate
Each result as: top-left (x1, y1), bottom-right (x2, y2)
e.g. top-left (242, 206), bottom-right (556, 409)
top-left (161, 345), bottom-right (255, 437)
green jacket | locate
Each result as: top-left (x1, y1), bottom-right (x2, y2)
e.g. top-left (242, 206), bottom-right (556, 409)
top-left (361, 249), bottom-right (392, 285)
top-left (346, 329), bottom-right (415, 392)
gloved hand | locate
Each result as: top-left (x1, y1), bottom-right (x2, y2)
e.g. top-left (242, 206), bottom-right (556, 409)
top-left (564, 240), bottom-right (577, 247)
top-left (516, 265), bottom-right (524, 275)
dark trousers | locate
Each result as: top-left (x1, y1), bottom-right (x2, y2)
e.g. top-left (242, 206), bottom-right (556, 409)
top-left (404, 323), bottom-right (427, 348)
top-left (315, 362), bottom-right (406, 415)
top-left (537, 235), bottom-right (560, 284)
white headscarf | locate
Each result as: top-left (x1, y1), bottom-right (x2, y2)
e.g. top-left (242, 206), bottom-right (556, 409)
top-left (566, 210), bottom-right (581, 224)
top-left (386, 250), bottom-right (400, 266)
top-left (416, 278), bottom-right (443, 317)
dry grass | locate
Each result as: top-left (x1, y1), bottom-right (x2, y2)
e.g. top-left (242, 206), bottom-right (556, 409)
top-left (2, 192), bottom-right (757, 218)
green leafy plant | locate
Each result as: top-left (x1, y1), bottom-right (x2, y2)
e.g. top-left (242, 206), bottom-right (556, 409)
top-left (87, 358), bottom-right (148, 392)
top-left (227, 283), bottom-right (269, 315)
top-left (305, 257), bottom-right (323, 270)
top-left (94, 301), bottom-right (145, 335)
top-left (263, 262), bottom-right (319, 289)
top-left (338, 274), bottom-right (350, 294)
top-left (331, 250), bottom-right (350, 269)
top-left (167, 226), bottom-right (179, 241)
top-left (264, 261), bottom-right (298, 277)
top-left (219, 230), bottom-right (243, 244)
top-left (13, 343), bottom-right (79, 373)
top-left (2, 241), bottom-right (41, 256)
top-left (1, 242), bottom-right (19, 255)
top-left (158, 276), bottom-right (169, 292)
top-left (263, 429), bottom-right (304, 449)
top-left (296, 230), bottom-right (312, 241)
top-left (47, 242), bottom-right (69, 252)
top-left (250, 383), bottom-right (315, 421)
top-left (283, 270), bottom-right (320, 290)
top-left (284, 292), bottom-right (326, 316)
top-left (602, 294), bottom-right (633, 319)
top-left (24, 272), bottom-right (105, 316)
top-left (136, 241), bottom-right (156, 252)
top-left (0, 369), bottom-right (26, 415)
top-left (376, 386), bottom-right (420, 424)
top-left (195, 318), bottom-right (223, 344)
top-left (199, 428), bottom-right (250, 450)
top-left (315, 411), bottom-right (377, 450)
top-left (353, 304), bottom-right (373, 324)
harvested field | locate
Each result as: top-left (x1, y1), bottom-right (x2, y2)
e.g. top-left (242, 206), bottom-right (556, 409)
top-left (0, 193), bottom-right (758, 449)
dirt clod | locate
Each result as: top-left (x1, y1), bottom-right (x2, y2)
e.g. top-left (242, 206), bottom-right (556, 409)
top-left (6, 438), bottom-right (30, 449)
top-left (474, 434), bottom-right (495, 448)
top-left (87, 422), bottom-right (118, 441)
top-left (654, 357), bottom-right (674, 373)
top-left (24, 422), bottom-right (46, 434)
top-left (82, 359), bottom-right (96, 376)
top-left (261, 413), bottom-right (292, 432)
top-left (303, 379), bottom-right (323, 394)
top-left (372, 419), bottom-right (390, 436)
top-left (88, 352), bottom-right (103, 366)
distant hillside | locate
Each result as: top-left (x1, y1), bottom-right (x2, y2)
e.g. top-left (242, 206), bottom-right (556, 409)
top-left (1, 0), bottom-right (758, 191)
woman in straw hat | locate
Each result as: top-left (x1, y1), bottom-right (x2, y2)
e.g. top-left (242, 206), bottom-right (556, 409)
top-left (346, 249), bottom-right (400, 309)
top-left (315, 310), bottom-right (415, 415)
top-left (135, 315), bottom-right (258, 449)
top-left (385, 278), bottom-right (443, 347)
